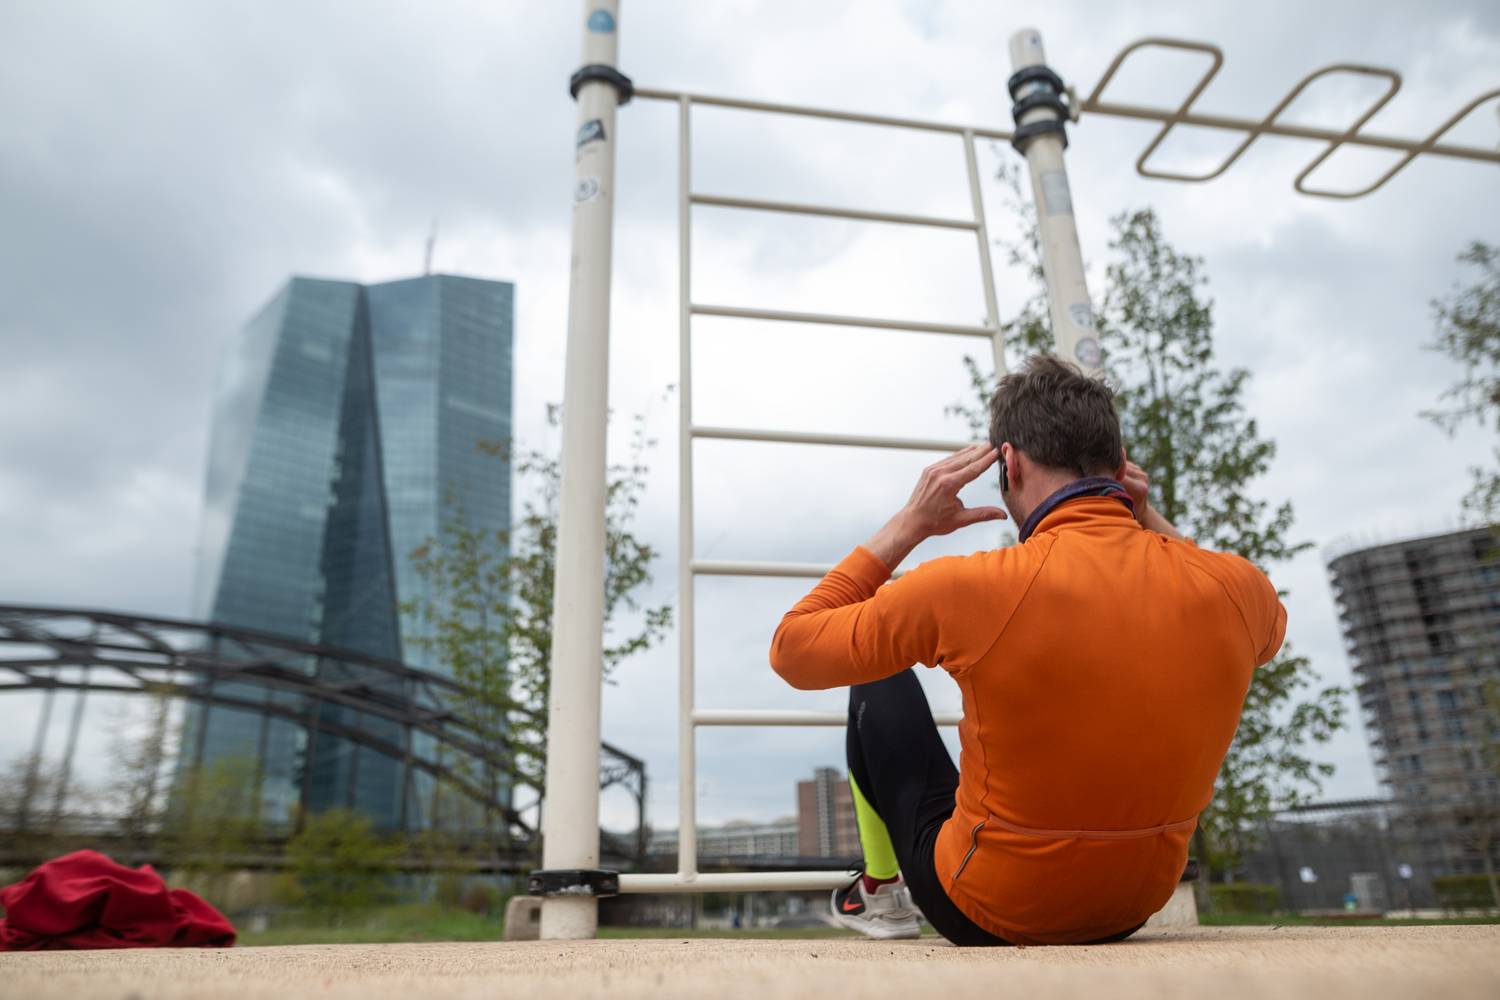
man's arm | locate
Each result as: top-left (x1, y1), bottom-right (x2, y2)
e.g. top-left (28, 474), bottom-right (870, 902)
top-left (1118, 459), bottom-right (1188, 540)
top-left (770, 444), bottom-right (1007, 690)
top-left (862, 444), bottom-right (1008, 569)
top-left (1138, 503), bottom-right (1186, 540)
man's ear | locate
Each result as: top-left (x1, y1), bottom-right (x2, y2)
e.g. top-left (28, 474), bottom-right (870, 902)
top-left (1000, 442), bottom-right (1019, 489)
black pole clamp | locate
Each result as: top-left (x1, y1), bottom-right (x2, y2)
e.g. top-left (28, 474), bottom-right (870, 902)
top-left (1006, 63), bottom-right (1071, 154)
top-left (528, 868), bottom-right (621, 898)
top-left (570, 64), bottom-right (634, 106)
top-left (1007, 65), bottom-right (1066, 102)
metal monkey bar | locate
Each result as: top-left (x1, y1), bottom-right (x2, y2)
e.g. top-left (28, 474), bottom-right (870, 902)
top-left (1081, 37), bottom-right (1500, 199)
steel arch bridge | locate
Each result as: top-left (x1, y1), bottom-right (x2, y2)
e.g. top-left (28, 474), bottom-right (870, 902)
top-left (0, 605), bottom-right (646, 866)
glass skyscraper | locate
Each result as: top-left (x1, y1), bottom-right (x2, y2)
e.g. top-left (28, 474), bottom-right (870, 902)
top-left (187, 274), bottom-right (513, 831)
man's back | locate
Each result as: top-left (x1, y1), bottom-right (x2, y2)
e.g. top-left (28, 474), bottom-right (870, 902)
top-left (772, 495), bottom-right (1285, 943)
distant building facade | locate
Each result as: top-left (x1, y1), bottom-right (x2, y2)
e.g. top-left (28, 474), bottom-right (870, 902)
top-left (186, 274), bottom-right (514, 831)
top-left (647, 819), bottom-right (800, 860)
top-left (797, 766), bottom-right (861, 860)
top-left (1328, 526), bottom-right (1500, 878)
top-left (647, 768), bottom-right (866, 863)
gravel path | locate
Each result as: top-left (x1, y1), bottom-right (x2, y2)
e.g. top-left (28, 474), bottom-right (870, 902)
top-left (2, 925), bottom-right (1497, 999)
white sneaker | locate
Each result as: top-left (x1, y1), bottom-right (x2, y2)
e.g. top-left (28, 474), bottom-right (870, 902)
top-left (830, 871), bottom-right (921, 939)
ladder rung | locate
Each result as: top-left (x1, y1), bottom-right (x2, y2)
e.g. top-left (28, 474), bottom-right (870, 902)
top-left (691, 193), bottom-right (978, 231)
top-left (619, 871), bottom-right (852, 893)
top-left (693, 560), bottom-right (832, 578)
top-left (691, 559), bottom-right (906, 579)
top-left (693, 709), bottom-right (961, 727)
top-left (691, 303), bottom-right (996, 338)
top-left (693, 425), bottom-right (972, 452)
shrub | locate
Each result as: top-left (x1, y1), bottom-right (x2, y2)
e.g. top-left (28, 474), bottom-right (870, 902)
top-left (1433, 874), bottom-right (1499, 911)
top-left (1209, 882), bottom-right (1281, 915)
top-left (275, 808), bottom-right (402, 926)
top-left (459, 883), bottom-right (502, 916)
top-left (434, 874), bottom-right (466, 911)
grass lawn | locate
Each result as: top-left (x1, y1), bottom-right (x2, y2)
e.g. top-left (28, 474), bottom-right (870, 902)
top-left (597, 926), bottom-right (860, 940)
top-left (1201, 913), bottom-right (1500, 927)
top-left (237, 906), bottom-right (860, 947)
top-left (238, 907), bottom-right (504, 947)
top-left (237, 905), bottom-right (1498, 946)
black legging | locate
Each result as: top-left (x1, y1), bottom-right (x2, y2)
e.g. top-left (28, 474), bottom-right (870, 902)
top-left (845, 668), bottom-right (1008, 946)
top-left (846, 668), bottom-right (1144, 947)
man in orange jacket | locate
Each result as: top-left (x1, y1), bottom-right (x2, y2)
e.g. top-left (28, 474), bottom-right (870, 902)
top-left (770, 355), bottom-right (1285, 946)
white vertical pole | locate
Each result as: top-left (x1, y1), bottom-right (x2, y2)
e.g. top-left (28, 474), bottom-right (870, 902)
top-left (539, 0), bottom-right (623, 941)
top-left (1008, 28), bottom-right (1100, 375)
top-left (961, 129), bottom-right (1007, 378)
top-left (675, 96), bottom-right (699, 884)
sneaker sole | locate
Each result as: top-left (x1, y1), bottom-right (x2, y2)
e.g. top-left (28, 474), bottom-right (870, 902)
top-left (829, 908), bottom-right (922, 940)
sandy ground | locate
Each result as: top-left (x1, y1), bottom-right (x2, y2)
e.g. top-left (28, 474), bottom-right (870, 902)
top-left (1, 926), bottom-right (1497, 1000)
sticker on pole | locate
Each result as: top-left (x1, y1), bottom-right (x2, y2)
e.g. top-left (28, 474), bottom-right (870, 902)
top-left (1074, 336), bottom-right (1101, 369)
top-left (1041, 172), bottom-right (1073, 215)
top-left (577, 119), bottom-right (607, 149)
top-left (1068, 303), bottom-right (1096, 330)
top-left (587, 9), bottom-right (616, 32)
top-left (575, 177), bottom-right (601, 203)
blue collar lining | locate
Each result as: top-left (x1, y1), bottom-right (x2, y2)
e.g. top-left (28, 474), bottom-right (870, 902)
top-left (1017, 477), bottom-right (1135, 543)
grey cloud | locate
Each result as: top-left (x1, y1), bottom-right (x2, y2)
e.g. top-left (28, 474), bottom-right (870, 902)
top-left (3, 0), bottom-right (1497, 827)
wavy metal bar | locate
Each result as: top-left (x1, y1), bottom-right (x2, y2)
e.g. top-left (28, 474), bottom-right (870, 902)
top-left (1297, 86), bottom-right (1500, 199)
top-left (1083, 36), bottom-right (1500, 199)
top-left (1088, 37), bottom-right (1226, 183)
top-left (1283, 66), bottom-right (1402, 195)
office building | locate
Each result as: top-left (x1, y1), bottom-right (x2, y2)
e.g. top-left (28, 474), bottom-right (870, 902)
top-left (186, 274), bottom-right (513, 830)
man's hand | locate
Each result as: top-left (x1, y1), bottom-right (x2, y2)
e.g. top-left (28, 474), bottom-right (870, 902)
top-left (1118, 459), bottom-right (1150, 515)
top-left (1116, 457), bottom-right (1188, 540)
top-left (863, 444), bottom-right (1008, 569)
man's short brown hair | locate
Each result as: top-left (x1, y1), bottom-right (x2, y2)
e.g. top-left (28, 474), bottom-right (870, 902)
top-left (988, 354), bottom-right (1122, 478)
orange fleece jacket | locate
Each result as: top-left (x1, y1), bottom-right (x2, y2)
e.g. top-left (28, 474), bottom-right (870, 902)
top-left (770, 496), bottom-right (1286, 944)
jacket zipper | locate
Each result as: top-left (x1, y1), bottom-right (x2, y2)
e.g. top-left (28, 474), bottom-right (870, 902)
top-left (952, 818), bottom-right (986, 881)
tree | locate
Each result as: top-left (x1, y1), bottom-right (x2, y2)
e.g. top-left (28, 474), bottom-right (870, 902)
top-left (404, 403), bottom-right (672, 852)
top-left (955, 168), bottom-right (1346, 906)
top-left (0, 752), bottom-right (64, 845)
top-left (276, 808), bottom-right (401, 926)
top-left (1106, 209), bottom-right (1348, 897)
top-left (105, 689), bottom-right (175, 846)
top-left (161, 755), bottom-right (260, 907)
top-left (1424, 241), bottom-right (1500, 521)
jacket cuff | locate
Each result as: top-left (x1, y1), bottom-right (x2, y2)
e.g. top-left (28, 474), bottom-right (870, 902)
top-left (843, 546), bottom-right (895, 595)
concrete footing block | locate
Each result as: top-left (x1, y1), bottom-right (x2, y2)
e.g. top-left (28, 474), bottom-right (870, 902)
top-left (1144, 882), bottom-right (1199, 929)
top-left (503, 896), bottom-right (543, 941)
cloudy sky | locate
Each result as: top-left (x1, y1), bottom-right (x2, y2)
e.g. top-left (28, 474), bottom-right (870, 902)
top-left (2, 1), bottom-right (1497, 835)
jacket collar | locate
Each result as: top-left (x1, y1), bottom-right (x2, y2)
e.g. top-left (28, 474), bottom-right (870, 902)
top-left (1018, 477), bottom-right (1135, 543)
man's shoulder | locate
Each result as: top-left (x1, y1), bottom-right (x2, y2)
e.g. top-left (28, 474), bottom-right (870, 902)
top-left (1174, 541), bottom-right (1266, 579)
top-left (1171, 541), bottom-right (1278, 610)
top-left (906, 541), bottom-right (1048, 586)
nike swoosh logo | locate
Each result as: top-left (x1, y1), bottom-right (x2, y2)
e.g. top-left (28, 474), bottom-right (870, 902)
top-left (842, 898), bottom-right (863, 913)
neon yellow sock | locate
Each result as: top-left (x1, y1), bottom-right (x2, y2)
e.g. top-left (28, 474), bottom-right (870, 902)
top-left (849, 775), bottom-right (899, 880)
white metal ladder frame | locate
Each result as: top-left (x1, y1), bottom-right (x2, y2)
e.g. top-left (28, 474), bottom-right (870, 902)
top-left (616, 88), bottom-right (1012, 895)
top-left (543, 8), bottom-right (1500, 933)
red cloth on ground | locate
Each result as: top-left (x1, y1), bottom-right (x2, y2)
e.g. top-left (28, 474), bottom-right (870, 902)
top-left (0, 849), bottom-right (235, 950)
